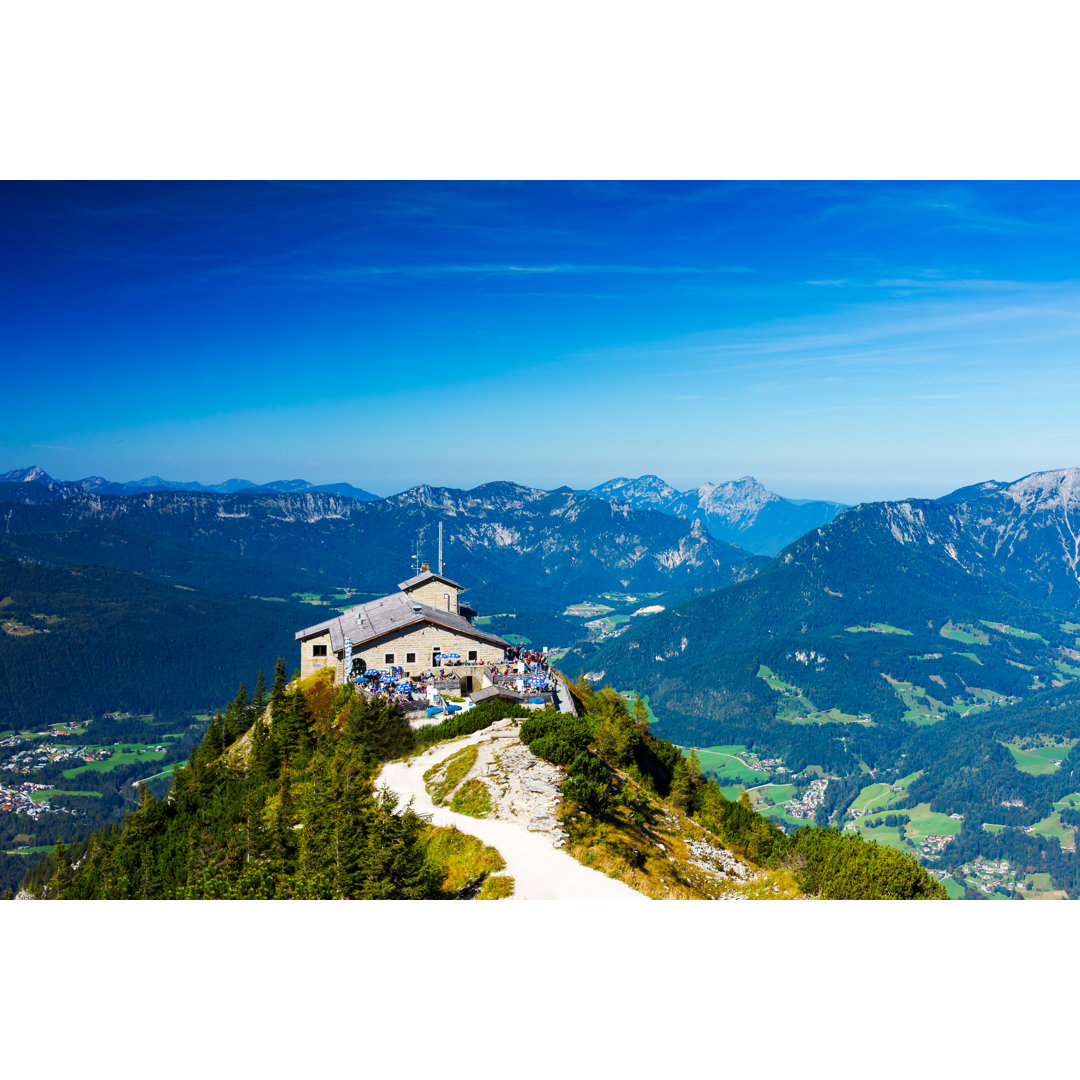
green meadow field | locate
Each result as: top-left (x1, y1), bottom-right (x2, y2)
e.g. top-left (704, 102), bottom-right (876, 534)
top-left (859, 800), bottom-right (961, 838)
top-left (941, 876), bottom-right (965, 899)
top-left (939, 621), bottom-right (988, 645)
top-left (850, 771), bottom-right (920, 815)
top-left (63, 744), bottom-right (167, 779)
top-left (689, 745), bottom-right (769, 786)
top-left (30, 789), bottom-right (102, 802)
top-left (851, 782), bottom-right (895, 813)
top-left (980, 620), bottom-right (1047, 642)
top-left (1002, 738), bottom-right (1077, 776)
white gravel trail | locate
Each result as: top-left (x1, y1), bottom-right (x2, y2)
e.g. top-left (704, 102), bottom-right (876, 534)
top-left (378, 725), bottom-right (648, 901)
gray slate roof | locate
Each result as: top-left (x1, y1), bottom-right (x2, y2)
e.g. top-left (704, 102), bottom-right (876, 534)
top-left (295, 590), bottom-right (509, 653)
top-left (397, 570), bottom-right (465, 592)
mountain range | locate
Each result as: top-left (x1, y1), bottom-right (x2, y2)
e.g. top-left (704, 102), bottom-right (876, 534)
top-left (0, 475), bottom-right (756, 612)
top-left (0, 466), bottom-right (380, 502)
top-left (584, 474), bottom-right (846, 555)
top-left (572, 467), bottom-right (1080, 729)
top-left (1, 467), bottom-right (844, 557)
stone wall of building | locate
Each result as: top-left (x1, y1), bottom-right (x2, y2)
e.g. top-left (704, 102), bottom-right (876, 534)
top-left (402, 579), bottom-right (461, 614)
top-left (299, 629), bottom-right (335, 681)
top-left (355, 621), bottom-right (503, 675)
top-left (302, 620), bottom-right (504, 683)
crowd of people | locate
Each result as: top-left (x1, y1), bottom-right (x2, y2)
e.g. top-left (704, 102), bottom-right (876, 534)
top-left (353, 664), bottom-right (463, 707)
top-left (348, 645), bottom-right (557, 704)
top-left (490, 646), bottom-right (555, 693)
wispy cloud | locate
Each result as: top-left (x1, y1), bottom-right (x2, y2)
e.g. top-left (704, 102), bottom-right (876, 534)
top-left (815, 185), bottom-right (1040, 236)
top-left (563, 281), bottom-right (1080, 394)
top-left (808, 274), bottom-right (1062, 293)
top-left (246, 262), bottom-right (753, 283)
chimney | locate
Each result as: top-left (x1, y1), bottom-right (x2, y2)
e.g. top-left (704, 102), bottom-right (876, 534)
top-left (420, 560), bottom-right (430, 573)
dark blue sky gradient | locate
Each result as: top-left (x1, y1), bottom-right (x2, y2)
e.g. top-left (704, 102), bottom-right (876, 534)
top-left (4, 181), bottom-right (1080, 501)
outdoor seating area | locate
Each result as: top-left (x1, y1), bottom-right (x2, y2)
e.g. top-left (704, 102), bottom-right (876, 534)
top-left (351, 665), bottom-right (480, 731)
top-left (488, 646), bottom-right (557, 694)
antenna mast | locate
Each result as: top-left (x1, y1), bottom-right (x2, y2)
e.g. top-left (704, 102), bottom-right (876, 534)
top-left (438, 521), bottom-right (444, 576)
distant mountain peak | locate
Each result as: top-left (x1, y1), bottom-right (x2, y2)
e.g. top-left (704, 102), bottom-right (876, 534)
top-left (583, 472), bottom-right (845, 556)
top-left (587, 474), bottom-right (681, 507)
top-left (1004, 467), bottom-right (1080, 512)
top-left (695, 477), bottom-right (779, 523)
top-left (0, 465), bottom-right (55, 485)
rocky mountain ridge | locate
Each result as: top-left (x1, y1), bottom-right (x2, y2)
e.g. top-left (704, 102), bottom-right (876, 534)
top-left (585, 473), bottom-right (845, 555)
top-left (0, 477), bottom-right (756, 615)
top-left (3, 466), bottom-right (841, 557)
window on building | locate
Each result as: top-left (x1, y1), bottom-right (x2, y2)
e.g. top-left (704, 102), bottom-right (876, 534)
top-left (468, 650), bottom-right (477, 662)
top-left (312, 644), bottom-right (327, 657)
top-left (385, 653), bottom-right (395, 665)
top-left (406, 652), bottom-right (416, 664)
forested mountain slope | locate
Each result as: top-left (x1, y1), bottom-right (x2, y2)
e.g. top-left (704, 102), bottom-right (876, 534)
top-left (0, 480), bottom-right (754, 615)
top-left (566, 471), bottom-right (1080, 897)
top-left (0, 559), bottom-right (311, 729)
top-left (571, 492), bottom-right (1079, 741)
top-left (16, 669), bottom-right (944, 901)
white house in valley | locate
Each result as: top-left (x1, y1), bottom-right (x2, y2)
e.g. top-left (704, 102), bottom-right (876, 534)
top-left (295, 562), bottom-right (510, 686)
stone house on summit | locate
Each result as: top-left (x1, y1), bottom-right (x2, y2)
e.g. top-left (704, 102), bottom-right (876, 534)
top-left (295, 563), bottom-right (509, 685)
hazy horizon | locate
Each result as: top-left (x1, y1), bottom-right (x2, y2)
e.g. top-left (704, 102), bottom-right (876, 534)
top-left (6, 457), bottom-right (1072, 508)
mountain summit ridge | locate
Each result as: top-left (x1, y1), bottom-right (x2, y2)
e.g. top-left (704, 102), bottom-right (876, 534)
top-left (585, 473), bottom-right (845, 555)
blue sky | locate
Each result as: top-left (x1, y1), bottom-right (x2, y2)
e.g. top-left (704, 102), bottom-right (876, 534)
top-left (4, 180), bottom-right (1080, 503)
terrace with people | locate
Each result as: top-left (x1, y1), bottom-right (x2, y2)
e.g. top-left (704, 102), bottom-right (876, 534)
top-left (347, 644), bottom-right (562, 726)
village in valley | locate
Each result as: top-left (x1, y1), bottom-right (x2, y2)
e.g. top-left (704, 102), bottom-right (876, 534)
top-left (0, 718), bottom-right (176, 849)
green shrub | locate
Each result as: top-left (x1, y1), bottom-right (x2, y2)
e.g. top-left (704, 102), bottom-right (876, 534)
top-left (519, 711), bottom-right (592, 762)
top-left (528, 733), bottom-right (579, 766)
top-left (569, 751), bottom-right (608, 785)
top-left (414, 699), bottom-right (530, 747)
top-left (564, 776), bottom-right (608, 816)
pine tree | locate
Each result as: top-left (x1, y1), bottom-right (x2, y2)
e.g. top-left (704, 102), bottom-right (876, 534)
top-left (631, 694), bottom-right (651, 732)
top-left (223, 682), bottom-right (250, 744)
top-left (52, 839), bottom-right (73, 897)
top-left (271, 759), bottom-right (299, 885)
top-left (252, 669), bottom-right (268, 714)
top-left (277, 685), bottom-right (313, 760)
top-left (269, 658), bottom-right (289, 727)
top-left (250, 711), bottom-right (279, 782)
top-left (199, 711), bottom-right (226, 764)
top-left (670, 758), bottom-right (693, 812)
top-left (575, 670), bottom-right (599, 715)
top-left (686, 748), bottom-right (703, 783)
